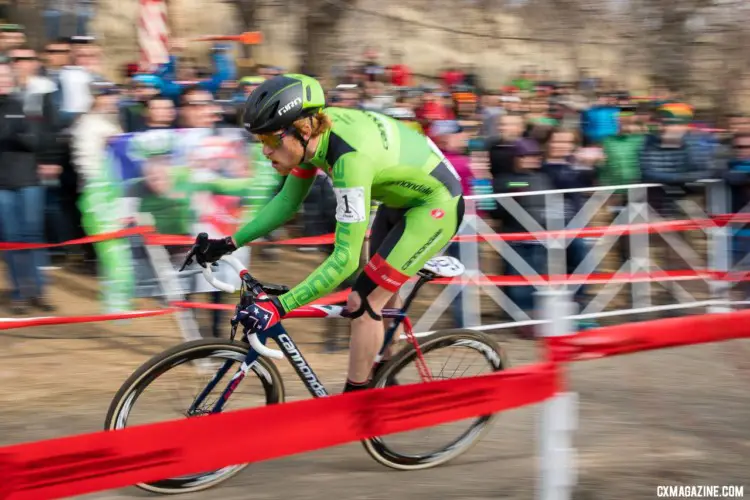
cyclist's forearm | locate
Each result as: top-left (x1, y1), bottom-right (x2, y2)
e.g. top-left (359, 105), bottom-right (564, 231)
top-left (278, 243), bottom-right (361, 312)
top-left (278, 220), bottom-right (368, 312)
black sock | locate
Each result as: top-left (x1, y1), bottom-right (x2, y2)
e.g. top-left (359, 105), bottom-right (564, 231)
top-left (343, 379), bottom-right (370, 393)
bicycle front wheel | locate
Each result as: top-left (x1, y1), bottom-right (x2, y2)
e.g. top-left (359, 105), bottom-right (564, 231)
top-left (104, 339), bottom-right (285, 494)
top-left (362, 329), bottom-right (508, 470)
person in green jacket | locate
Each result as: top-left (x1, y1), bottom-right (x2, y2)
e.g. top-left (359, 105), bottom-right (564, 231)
top-left (600, 106), bottom-right (645, 191)
top-left (599, 106), bottom-right (645, 308)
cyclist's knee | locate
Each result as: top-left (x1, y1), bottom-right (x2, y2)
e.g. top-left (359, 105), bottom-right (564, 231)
top-left (346, 290), bottom-right (362, 312)
top-left (348, 292), bottom-right (383, 322)
top-left (349, 273), bottom-right (390, 322)
top-left (348, 288), bottom-right (397, 312)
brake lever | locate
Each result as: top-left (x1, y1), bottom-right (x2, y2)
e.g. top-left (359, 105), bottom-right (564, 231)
top-left (262, 284), bottom-right (290, 295)
top-left (236, 271), bottom-right (256, 295)
top-left (178, 248), bottom-right (196, 272)
top-left (182, 232), bottom-right (212, 270)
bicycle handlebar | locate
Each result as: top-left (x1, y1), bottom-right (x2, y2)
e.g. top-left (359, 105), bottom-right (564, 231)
top-left (248, 333), bottom-right (284, 359)
top-left (199, 254), bottom-right (285, 360)
top-left (201, 254), bottom-right (245, 293)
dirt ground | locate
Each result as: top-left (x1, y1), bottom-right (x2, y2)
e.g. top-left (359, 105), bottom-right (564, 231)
top-left (0, 247), bottom-right (748, 500)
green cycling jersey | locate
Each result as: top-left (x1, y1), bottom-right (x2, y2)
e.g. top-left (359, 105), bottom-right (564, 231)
top-left (233, 106), bottom-right (462, 313)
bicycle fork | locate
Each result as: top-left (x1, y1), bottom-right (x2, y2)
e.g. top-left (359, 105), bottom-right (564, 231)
top-left (189, 334), bottom-right (265, 415)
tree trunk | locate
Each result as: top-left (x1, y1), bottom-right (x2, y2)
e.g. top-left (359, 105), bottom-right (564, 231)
top-left (300, 0), bottom-right (348, 77)
top-left (229, 0), bottom-right (259, 60)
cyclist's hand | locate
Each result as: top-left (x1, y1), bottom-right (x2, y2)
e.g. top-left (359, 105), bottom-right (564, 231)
top-left (180, 232), bottom-right (237, 271)
top-left (235, 296), bottom-right (285, 334)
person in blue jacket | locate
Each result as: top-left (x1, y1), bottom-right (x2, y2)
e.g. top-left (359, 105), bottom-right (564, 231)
top-left (155, 43), bottom-right (236, 102)
top-left (723, 132), bottom-right (750, 301)
top-left (119, 73), bottom-right (161, 132)
top-left (580, 92), bottom-right (620, 146)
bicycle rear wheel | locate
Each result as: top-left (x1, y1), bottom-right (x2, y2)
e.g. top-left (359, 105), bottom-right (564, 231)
top-left (104, 339), bottom-right (285, 494)
top-left (362, 329), bottom-right (508, 470)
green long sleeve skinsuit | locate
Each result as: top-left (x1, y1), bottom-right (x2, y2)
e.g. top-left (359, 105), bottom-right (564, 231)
top-left (233, 107), bottom-right (464, 314)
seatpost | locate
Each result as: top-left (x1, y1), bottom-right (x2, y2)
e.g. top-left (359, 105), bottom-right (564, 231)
top-left (399, 273), bottom-right (433, 315)
top-left (378, 273), bottom-right (433, 354)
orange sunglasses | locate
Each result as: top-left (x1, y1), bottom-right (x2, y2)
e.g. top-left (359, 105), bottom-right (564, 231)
top-left (256, 128), bottom-right (294, 149)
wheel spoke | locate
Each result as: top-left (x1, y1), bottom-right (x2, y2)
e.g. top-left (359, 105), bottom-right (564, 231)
top-left (105, 340), bottom-right (284, 494)
top-left (364, 331), bottom-right (507, 471)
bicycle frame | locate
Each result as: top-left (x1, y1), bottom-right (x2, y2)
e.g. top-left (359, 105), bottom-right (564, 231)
top-left (190, 274), bottom-right (432, 415)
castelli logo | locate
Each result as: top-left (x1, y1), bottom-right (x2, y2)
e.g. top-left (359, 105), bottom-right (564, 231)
top-left (431, 209), bottom-right (445, 219)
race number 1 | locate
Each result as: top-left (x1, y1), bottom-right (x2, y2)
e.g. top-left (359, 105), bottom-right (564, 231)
top-left (334, 186), bottom-right (367, 223)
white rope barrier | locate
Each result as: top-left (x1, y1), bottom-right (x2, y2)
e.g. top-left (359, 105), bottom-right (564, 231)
top-left (403, 299), bottom-right (743, 339)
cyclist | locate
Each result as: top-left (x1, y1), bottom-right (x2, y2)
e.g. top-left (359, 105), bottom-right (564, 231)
top-left (190, 74), bottom-right (465, 393)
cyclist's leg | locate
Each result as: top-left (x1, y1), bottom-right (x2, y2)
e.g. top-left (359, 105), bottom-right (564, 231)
top-left (366, 205), bottom-right (408, 364)
top-left (345, 285), bottom-right (398, 391)
top-left (344, 205), bottom-right (404, 391)
top-left (344, 196), bottom-right (464, 392)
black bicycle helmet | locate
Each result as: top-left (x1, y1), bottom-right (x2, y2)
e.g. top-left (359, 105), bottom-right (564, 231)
top-left (242, 74), bottom-right (326, 134)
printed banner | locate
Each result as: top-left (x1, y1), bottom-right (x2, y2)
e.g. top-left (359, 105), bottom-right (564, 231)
top-left (81, 128), bottom-right (281, 312)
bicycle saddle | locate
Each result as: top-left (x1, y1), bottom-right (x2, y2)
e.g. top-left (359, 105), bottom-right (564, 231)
top-left (421, 256), bottom-right (465, 278)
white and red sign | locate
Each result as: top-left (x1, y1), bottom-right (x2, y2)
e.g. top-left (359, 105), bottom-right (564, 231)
top-left (138, 0), bottom-right (169, 71)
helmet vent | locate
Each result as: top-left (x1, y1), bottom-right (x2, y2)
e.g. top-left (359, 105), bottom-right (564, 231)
top-left (268, 101), bottom-right (280, 118)
top-left (306, 85), bottom-right (312, 101)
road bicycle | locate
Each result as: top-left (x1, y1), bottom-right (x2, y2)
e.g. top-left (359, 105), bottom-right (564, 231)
top-left (105, 237), bottom-right (508, 494)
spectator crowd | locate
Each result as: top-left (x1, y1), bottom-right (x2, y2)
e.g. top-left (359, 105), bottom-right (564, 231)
top-left (1, 23), bottom-right (750, 342)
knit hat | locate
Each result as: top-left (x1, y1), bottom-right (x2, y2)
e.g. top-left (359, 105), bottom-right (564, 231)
top-left (128, 129), bottom-right (175, 160)
top-left (514, 138), bottom-right (542, 157)
top-left (429, 119), bottom-right (461, 136)
top-left (0, 24), bottom-right (24, 32)
top-left (656, 102), bottom-right (694, 124)
top-left (528, 115), bottom-right (559, 127)
top-left (467, 137), bottom-right (486, 152)
top-left (239, 76), bottom-right (265, 87)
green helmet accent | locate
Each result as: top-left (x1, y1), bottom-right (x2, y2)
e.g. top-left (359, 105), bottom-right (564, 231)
top-left (242, 74), bottom-right (326, 134)
top-left (239, 76), bottom-right (265, 86)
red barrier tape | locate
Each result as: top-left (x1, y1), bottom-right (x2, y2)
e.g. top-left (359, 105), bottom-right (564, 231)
top-left (171, 289), bottom-right (350, 312)
top-left (144, 232), bottom-right (357, 247)
top-left (4, 213), bottom-right (750, 251)
top-left (5, 266), bottom-right (749, 332)
top-left (7, 266), bottom-right (750, 332)
top-left (0, 362), bottom-right (559, 500)
top-left (0, 308), bottom-right (174, 331)
top-left (287, 289), bottom-right (350, 306)
top-left (710, 213), bottom-right (750, 225)
top-left (0, 291), bottom-right (351, 331)
top-left (546, 309), bottom-right (750, 362)
top-left (230, 213), bottom-right (750, 246)
top-left (149, 217), bottom-right (728, 247)
top-left (140, 234), bottom-right (193, 247)
top-left (456, 213), bottom-right (750, 243)
top-left (0, 226), bottom-right (154, 251)
top-left (431, 269), bottom-right (750, 286)
top-left (169, 301), bottom-right (235, 311)
top-left (453, 218), bottom-right (702, 243)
